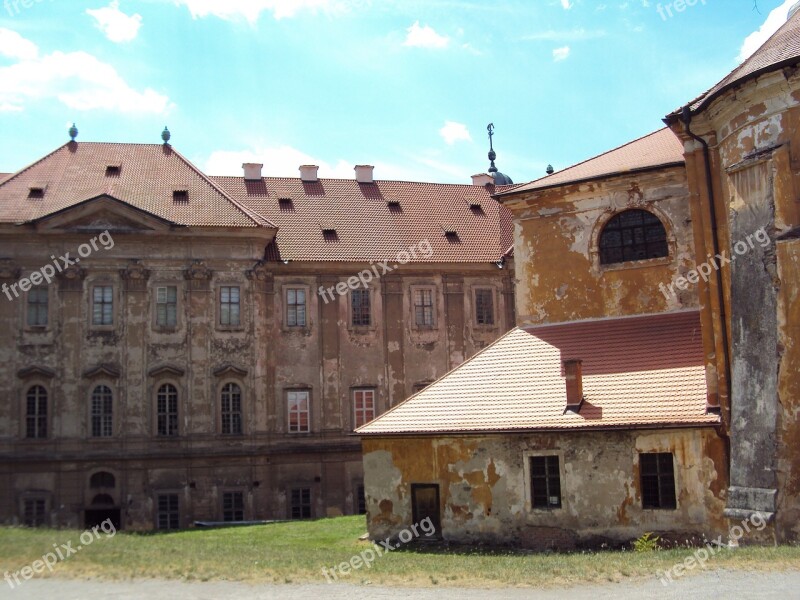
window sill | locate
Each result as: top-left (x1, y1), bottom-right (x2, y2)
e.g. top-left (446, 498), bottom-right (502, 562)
top-left (598, 256), bottom-right (673, 273)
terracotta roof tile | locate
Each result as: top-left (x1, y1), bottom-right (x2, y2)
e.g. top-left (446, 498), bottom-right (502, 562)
top-left (212, 176), bottom-right (514, 263)
top-left (669, 8), bottom-right (800, 118)
top-left (496, 128), bottom-right (685, 197)
top-left (0, 142), bottom-right (273, 228)
top-left (357, 311), bottom-right (718, 435)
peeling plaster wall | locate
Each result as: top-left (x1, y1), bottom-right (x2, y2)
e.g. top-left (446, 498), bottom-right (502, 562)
top-left (0, 227), bottom-right (514, 527)
top-left (670, 68), bottom-right (800, 541)
top-left (503, 166), bottom-right (697, 328)
top-left (363, 429), bottom-right (728, 549)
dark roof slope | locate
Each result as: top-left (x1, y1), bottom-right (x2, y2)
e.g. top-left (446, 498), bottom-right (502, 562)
top-left (0, 142), bottom-right (273, 228)
top-left (212, 176), bottom-right (515, 263)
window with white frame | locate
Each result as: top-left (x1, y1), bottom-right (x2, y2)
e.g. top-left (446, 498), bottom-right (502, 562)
top-left (287, 390), bottom-right (310, 433)
top-left (286, 288), bottom-right (307, 327)
top-left (156, 286), bottom-right (178, 327)
top-left (27, 287), bottom-right (48, 327)
top-left (92, 285), bottom-right (113, 325)
top-left (353, 389), bottom-right (375, 429)
top-left (219, 286), bottom-right (241, 327)
top-left (413, 288), bottom-right (434, 327)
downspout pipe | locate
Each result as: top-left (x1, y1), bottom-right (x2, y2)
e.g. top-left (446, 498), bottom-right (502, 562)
top-left (680, 105), bottom-right (731, 415)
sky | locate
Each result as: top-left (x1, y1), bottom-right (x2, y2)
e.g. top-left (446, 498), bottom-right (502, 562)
top-left (0, 0), bottom-right (797, 184)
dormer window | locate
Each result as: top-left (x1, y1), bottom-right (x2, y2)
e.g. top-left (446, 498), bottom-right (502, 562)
top-left (28, 186), bottom-right (45, 199)
top-left (442, 224), bottom-right (459, 242)
top-left (172, 190), bottom-right (189, 204)
top-left (278, 198), bottom-right (294, 211)
top-left (320, 223), bottom-right (338, 242)
top-left (105, 165), bottom-right (121, 177)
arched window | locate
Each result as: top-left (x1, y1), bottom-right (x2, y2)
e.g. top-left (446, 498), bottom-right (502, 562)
top-left (157, 384), bottom-right (179, 437)
top-left (599, 209), bottom-right (669, 265)
top-left (25, 386), bottom-right (47, 439)
top-left (91, 386), bottom-right (113, 437)
top-left (90, 472), bottom-right (116, 489)
top-left (221, 383), bottom-right (243, 435)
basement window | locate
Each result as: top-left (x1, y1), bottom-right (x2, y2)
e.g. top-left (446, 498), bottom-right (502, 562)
top-left (105, 165), bottom-right (121, 177)
top-left (640, 452), bottom-right (677, 510)
top-left (530, 455), bottom-right (562, 509)
top-left (172, 190), bottom-right (189, 204)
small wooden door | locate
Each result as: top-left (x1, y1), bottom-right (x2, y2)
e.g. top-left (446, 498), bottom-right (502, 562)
top-left (411, 483), bottom-right (441, 538)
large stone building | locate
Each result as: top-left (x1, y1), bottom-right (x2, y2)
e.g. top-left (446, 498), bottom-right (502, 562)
top-left (359, 10), bottom-right (800, 547)
top-left (0, 138), bottom-right (515, 529)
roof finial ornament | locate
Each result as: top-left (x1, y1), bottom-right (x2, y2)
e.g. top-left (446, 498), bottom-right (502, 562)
top-left (161, 126), bottom-right (171, 144)
top-left (69, 123), bottom-right (78, 142)
top-left (487, 123), bottom-right (498, 174)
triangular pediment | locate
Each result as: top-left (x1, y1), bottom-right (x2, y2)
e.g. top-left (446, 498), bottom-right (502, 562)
top-left (33, 195), bottom-right (176, 234)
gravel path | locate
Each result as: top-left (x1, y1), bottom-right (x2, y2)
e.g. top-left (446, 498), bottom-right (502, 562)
top-left (1, 570), bottom-right (798, 600)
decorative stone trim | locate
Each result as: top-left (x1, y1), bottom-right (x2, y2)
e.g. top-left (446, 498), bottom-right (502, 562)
top-left (120, 260), bottom-right (150, 291)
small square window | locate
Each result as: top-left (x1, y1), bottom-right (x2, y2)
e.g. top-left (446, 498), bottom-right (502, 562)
top-left (223, 491), bottom-right (244, 522)
top-left (530, 456), bottom-right (562, 509)
top-left (27, 287), bottom-right (48, 327)
top-left (640, 452), bottom-right (677, 509)
top-left (92, 285), bottom-right (114, 325)
top-left (290, 488), bottom-right (312, 519)
top-left (157, 494), bottom-right (180, 530)
top-left (156, 286), bottom-right (178, 327)
top-left (220, 286), bottom-right (241, 327)
top-left (286, 288), bottom-right (307, 328)
top-left (287, 390), bottom-right (310, 433)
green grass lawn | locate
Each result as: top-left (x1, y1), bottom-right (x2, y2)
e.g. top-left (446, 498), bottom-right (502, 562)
top-left (0, 517), bottom-right (798, 588)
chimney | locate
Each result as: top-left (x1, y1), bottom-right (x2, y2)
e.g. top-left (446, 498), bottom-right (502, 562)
top-left (471, 173), bottom-right (494, 187)
top-left (243, 163), bottom-right (263, 181)
top-left (355, 165), bottom-right (374, 184)
top-left (300, 165), bottom-right (319, 182)
top-left (563, 360), bottom-right (584, 411)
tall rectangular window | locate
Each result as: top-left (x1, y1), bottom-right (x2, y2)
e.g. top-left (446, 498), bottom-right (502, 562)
top-left (351, 289), bottom-right (371, 326)
top-left (353, 389), bottom-right (375, 429)
top-left (157, 384), bottom-right (179, 437)
top-left (27, 288), bottom-right (48, 327)
top-left (223, 491), bottom-right (244, 522)
top-left (25, 386), bottom-right (47, 439)
top-left (92, 285), bottom-right (113, 325)
top-left (156, 286), bottom-right (178, 327)
top-left (23, 498), bottom-right (46, 527)
top-left (220, 286), bottom-right (241, 327)
top-left (286, 288), bottom-right (306, 327)
top-left (640, 452), bottom-right (677, 509)
top-left (221, 383), bottom-right (243, 435)
top-left (475, 289), bottom-right (495, 326)
top-left (157, 494), bottom-right (180, 530)
top-left (91, 385), bottom-right (113, 438)
top-left (290, 488), bottom-right (311, 519)
top-left (287, 390), bottom-right (310, 433)
top-left (414, 288), bottom-right (434, 327)
top-left (530, 456), bottom-right (562, 509)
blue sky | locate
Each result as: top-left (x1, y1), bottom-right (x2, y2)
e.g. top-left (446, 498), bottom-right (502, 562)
top-left (0, 0), bottom-right (796, 183)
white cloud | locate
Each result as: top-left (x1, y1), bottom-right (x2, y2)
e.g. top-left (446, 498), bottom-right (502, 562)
top-left (553, 45), bottom-right (571, 61)
top-left (403, 21), bottom-right (450, 49)
top-left (738, 0), bottom-right (796, 63)
top-left (0, 28), bottom-right (171, 114)
top-left (87, 1), bottom-right (143, 43)
top-left (561, 0), bottom-right (573, 8)
top-left (0, 28), bottom-right (39, 61)
top-left (439, 121), bottom-right (471, 145)
top-left (172, 0), bottom-right (343, 23)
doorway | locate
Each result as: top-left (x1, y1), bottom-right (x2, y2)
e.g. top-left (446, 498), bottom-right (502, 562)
top-left (411, 483), bottom-right (441, 538)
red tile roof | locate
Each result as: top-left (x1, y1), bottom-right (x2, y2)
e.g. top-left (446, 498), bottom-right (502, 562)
top-left (668, 8), bottom-right (800, 119)
top-left (0, 142), bottom-right (274, 228)
top-left (357, 311), bottom-right (718, 435)
top-left (496, 128), bottom-right (684, 197)
top-left (212, 176), bottom-right (514, 263)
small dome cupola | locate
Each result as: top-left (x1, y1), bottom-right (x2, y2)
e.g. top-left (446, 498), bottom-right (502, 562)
top-left (486, 123), bottom-right (513, 185)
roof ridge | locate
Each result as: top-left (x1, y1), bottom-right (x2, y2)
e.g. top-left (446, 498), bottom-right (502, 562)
top-left (167, 146), bottom-right (277, 229)
top-left (355, 326), bottom-right (523, 433)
